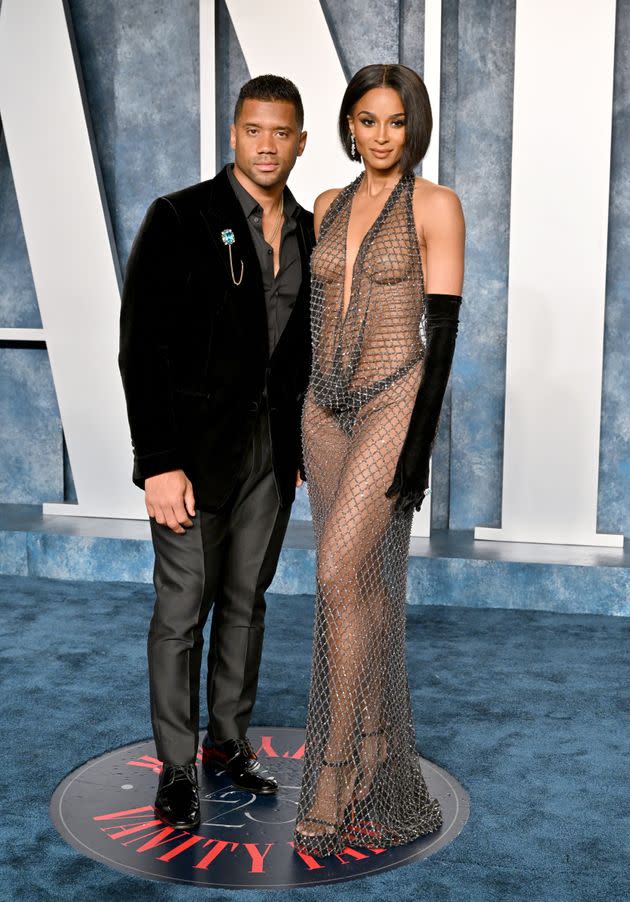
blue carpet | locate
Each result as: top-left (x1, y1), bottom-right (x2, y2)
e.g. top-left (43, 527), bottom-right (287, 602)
top-left (0, 574), bottom-right (629, 900)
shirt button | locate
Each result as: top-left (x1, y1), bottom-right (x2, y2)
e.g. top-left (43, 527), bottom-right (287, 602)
top-left (267, 249), bottom-right (272, 255)
top-left (252, 215), bottom-right (260, 223)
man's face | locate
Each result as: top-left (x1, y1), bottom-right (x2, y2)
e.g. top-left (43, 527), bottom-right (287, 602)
top-left (230, 98), bottom-right (307, 190)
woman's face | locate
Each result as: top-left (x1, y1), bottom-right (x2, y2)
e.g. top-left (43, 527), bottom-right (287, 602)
top-left (348, 86), bottom-right (406, 172)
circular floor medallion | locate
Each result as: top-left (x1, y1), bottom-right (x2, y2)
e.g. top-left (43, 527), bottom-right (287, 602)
top-left (50, 727), bottom-right (469, 888)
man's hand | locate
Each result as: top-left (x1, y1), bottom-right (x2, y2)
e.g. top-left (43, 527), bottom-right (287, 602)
top-left (296, 469), bottom-right (304, 488)
top-left (145, 470), bottom-right (196, 534)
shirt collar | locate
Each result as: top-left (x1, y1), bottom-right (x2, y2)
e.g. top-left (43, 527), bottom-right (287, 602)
top-left (227, 163), bottom-right (300, 220)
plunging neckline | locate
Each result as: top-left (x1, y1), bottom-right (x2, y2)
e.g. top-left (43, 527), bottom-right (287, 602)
top-left (339, 172), bottom-right (409, 328)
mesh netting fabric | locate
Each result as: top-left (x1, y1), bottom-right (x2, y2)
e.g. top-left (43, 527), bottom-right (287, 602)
top-left (294, 172), bottom-right (443, 855)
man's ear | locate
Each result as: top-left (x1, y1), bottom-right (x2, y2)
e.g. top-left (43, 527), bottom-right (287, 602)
top-left (297, 130), bottom-right (307, 157)
top-left (229, 123), bottom-right (236, 150)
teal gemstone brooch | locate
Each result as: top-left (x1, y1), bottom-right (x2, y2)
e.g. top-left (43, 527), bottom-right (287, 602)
top-left (220, 228), bottom-right (243, 285)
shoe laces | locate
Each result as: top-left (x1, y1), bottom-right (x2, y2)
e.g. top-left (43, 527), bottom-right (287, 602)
top-left (228, 738), bottom-right (256, 762)
top-left (166, 764), bottom-right (197, 785)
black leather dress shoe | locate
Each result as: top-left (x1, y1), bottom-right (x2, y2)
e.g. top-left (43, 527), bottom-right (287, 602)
top-left (154, 763), bottom-right (200, 828)
top-left (202, 736), bottom-right (278, 794)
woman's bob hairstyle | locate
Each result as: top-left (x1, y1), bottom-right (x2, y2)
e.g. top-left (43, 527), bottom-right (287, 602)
top-left (339, 64), bottom-right (432, 175)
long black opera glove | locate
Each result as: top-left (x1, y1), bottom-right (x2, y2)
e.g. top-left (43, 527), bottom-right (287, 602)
top-left (386, 293), bottom-right (462, 513)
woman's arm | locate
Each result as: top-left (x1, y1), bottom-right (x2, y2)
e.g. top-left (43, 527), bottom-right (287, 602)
top-left (414, 183), bottom-right (465, 295)
top-left (385, 182), bottom-right (465, 513)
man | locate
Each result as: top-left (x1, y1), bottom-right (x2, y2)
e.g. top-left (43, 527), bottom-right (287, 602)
top-left (119, 75), bottom-right (313, 829)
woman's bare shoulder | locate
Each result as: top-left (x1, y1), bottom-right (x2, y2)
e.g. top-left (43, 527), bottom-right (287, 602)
top-left (314, 188), bottom-right (343, 236)
top-left (413, 176), bottom-right (462, 216)
top-left (314, 188), bottom-right (343, 216)
top-left (412, 177), bottom-right (464, 227)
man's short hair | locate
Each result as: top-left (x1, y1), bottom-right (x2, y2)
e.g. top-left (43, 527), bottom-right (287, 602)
top-left (234, 75), bottom-right (304, 130)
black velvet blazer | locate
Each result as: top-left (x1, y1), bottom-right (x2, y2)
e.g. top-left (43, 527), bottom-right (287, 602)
top-left (118, 166), bottom-right (315, 512)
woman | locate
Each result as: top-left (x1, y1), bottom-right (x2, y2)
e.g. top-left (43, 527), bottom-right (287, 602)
top-left (294, 64), bottom-right (465, 855)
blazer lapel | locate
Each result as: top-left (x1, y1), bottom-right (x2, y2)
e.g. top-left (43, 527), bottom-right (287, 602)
top-left (200, 167), bottom-right (268, 361)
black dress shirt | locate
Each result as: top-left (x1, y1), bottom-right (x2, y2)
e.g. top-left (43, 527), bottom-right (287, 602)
top-left (226, 164), bottom-right (302, 357)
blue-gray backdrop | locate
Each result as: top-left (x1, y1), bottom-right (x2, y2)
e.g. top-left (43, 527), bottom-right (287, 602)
top-left (0, 0), bottom-right (628, 537)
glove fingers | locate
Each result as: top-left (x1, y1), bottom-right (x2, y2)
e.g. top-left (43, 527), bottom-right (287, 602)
top-left (395, 495), bottom-right (414, 515)
top-left (385, 477), bottom-right (402, 499)
top-left (392, 492), bottom-right (427, 515)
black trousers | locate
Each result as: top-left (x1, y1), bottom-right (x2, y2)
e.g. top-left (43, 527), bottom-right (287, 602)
top-left (147, 401), bottom-right (292, 765)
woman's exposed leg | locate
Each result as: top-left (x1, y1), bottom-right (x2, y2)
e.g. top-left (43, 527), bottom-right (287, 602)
top-left (296, 397), bottom-right (408, 846)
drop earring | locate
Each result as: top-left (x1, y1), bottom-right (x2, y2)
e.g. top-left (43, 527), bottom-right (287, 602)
top-left (351, 134), bottom-right (357, 160)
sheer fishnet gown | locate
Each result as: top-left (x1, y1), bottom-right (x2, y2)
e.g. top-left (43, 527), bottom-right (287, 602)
top-left (294, 173), bottom-right (443, 854)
